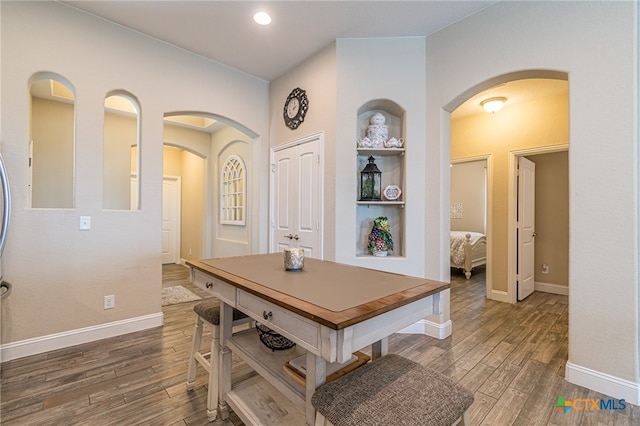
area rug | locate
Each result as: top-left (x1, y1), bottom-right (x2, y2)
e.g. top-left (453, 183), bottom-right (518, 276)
top-left (162, 285), bottom-right (201, 306)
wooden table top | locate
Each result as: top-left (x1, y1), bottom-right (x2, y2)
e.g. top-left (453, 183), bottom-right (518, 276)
top-left (187, 254), bottom-right (449, 330)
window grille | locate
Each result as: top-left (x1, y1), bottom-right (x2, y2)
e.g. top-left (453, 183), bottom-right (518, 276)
top-left (221, 155), bottom-right (246, 225)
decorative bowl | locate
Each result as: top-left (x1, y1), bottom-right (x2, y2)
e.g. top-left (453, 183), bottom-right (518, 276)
top-left (256, 323), bottom-right (296, 351)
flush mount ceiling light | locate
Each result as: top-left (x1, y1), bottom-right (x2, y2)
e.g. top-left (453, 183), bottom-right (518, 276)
top-left (253, 12), bottom-right (271, 25)
top-left (481, 97), bottom-right (507, 114)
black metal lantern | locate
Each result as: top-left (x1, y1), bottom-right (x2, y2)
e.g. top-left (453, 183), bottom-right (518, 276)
top-left (360, 156), bottom-right (382, 201)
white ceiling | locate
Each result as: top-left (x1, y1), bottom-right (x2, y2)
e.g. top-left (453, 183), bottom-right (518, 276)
top-left (61, 1), bottom-right (496, 81)
top-left (58, 1), bottom-right (568, 118)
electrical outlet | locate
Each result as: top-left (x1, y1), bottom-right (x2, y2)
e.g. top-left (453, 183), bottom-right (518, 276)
top-left (104, 294), bottom-right (115, 309)
top-left (541, 264), bottom-right (549, 274)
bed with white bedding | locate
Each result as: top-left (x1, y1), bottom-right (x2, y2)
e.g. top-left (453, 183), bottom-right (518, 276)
top-left (450, 231), bottom-right (487, 279)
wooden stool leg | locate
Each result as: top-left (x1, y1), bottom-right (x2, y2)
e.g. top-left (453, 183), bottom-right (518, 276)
top-left (206, 323), bottom-right (220, 422)
top-left (218, 303), bottom-right (233, 420)
top-left (455, 409), bottom-right (471, 426)
top-left (314, 412), bottom-right (330, 426)
top-left (186, 315), bottom-right (204, 391)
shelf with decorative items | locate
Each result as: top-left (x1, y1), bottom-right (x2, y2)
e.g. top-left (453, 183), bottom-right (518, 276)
top-left (356, 100), bottom-right (406, 258)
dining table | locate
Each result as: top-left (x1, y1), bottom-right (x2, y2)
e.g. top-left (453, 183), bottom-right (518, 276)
top-left (186, 253), bottom-right (450, 425)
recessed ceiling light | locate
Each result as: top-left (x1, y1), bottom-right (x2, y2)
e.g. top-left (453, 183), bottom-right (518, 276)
top-left (253, 12), bottom-right (271, 25)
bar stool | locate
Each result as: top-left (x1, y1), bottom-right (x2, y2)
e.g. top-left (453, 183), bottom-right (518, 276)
top-left (186, 299), bottom-right (252, 421)
top-left (312, 354), bottom-right (474, 426)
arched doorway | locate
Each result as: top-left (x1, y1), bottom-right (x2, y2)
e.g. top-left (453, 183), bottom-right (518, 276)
top-left (162, 112), bottom-right (259, 263)
top-left (446, 70), bottom-right (569, 304)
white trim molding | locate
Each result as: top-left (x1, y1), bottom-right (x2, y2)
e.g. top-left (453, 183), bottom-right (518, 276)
top-left (535, 281), bottom-right (569, 296)
top-left (0, 313), bottom-right (163, 362)
top-left (398, 319), bottom-right (452, 339)
top-left (489, 289), bottom-right (511, 303)
top-left (566, 362), bottom-right (640, 406)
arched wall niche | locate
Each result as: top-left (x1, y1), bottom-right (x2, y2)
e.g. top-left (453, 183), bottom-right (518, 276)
top-left (357, 99), bottom-right (406, 139)
top-left (355, 98), bottom-right (407, 257)
top-left (103, 89), bottom-right (141, 210)
top-left (28, 71), bottom-right (76, 209)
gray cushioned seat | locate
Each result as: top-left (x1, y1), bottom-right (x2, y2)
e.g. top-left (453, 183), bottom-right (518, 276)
top-left (193, 299), bottom-right (248, 325)
top-left (311, 354), bottom-right (474, 426)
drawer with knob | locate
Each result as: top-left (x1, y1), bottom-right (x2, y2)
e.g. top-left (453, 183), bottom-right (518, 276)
top-left (237, 289), bottom-right (320, 353)
top-left (191, 269), bottom-right (236, 306)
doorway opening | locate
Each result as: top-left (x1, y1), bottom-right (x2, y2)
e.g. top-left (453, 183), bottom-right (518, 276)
top-left (509, 148), bottom-right (569, 302)
top-left (448, 70), bottom-right (569, 304)
top-left (450, 156), bottom-right (492, 297)
top-left (161, 112), bottom-right (259, 269)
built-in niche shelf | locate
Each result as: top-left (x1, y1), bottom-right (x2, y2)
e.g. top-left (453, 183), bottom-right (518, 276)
top-left (357, 201), bottom-right (405, 206)
top-left (356, 100), bottom-right (406, 258)
top-left (356, 148), bottom-right (405, 156)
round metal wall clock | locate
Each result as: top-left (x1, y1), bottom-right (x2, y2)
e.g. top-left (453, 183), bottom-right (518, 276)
top-left (283, 87), bottom-right (309, 130)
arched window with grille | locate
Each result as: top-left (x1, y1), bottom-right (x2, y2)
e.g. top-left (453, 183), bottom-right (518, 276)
top-left (220, 155), bottom-right (246, 225)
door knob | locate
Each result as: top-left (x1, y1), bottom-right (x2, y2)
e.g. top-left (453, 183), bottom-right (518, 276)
top-left (284, 234), bottom-right (293, 239)
top-left (293, 234), bottom-right (299, 240)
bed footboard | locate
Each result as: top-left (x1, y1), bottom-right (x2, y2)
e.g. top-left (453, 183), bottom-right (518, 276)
top-left (451, 232), bottom-right (487, 279)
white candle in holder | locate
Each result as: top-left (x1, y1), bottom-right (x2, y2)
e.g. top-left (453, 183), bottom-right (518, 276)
top-left (284, 248), bottom-right (305, 271)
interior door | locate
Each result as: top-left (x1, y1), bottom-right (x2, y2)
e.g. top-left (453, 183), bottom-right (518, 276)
top-left (517, 156), bottom-right (536, 300)
top-left (162, 176), bottom-right (181, 264)
top-left (272, 137), bottom-right (322, 259)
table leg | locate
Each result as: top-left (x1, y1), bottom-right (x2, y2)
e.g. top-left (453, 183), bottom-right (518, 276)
top-left (305, 351), bottom-right (326, 426)
top-left (218, 302), bottom-right (233, 420)
top-left (371, 336), bottom-right (388, 360)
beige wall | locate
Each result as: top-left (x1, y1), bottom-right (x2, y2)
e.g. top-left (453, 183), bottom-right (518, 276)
top-left (528, 151), bottom-right (569, 286)
top-left (451, 93), bottom-right (569, 292)
top-left (428, 0), bottom-right (638, 393)
top-left (270, 43), bottom-right (337, 260)
top-left (1, 1), bottom-right (269, 350)
top-left (104, 111), bottom-right (137, 210)
top-left (30, 97), bottom-right (74, 208)
top-left (177, 148), bottom-right (205, 262)
top-left (335, 37), bottom-right (428, 277)
top-left (450, 160), bottom-right (486, 233)
top-left (2, 0), bottom-right (638, 405)
top-left (104, 116), bottom-right (209, 261)
top-left (212, 126), bottom-right (255, 258)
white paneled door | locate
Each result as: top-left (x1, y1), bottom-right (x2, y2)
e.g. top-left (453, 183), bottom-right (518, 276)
top-left (517, 156), bottom-right (536, 301)
top-left (272, 134), bottom-right (322, 259)
top-left (162, 176), bottom-right (181, 264)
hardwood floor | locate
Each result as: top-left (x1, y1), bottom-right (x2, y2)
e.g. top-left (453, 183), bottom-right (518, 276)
top-left (1, 264), bottom-right (637, 425)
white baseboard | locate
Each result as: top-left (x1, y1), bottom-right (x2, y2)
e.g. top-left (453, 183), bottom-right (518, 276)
top-left (566, 361), bottom-right (640, 405)
top-left (489, 289), bottom-right (511, 303)
top-left (535, 281), bottom-right (569, 295)
top-left (0, 312), bottom-right (164, 363)
top-left (398, 319), bottom-right (452, 339)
